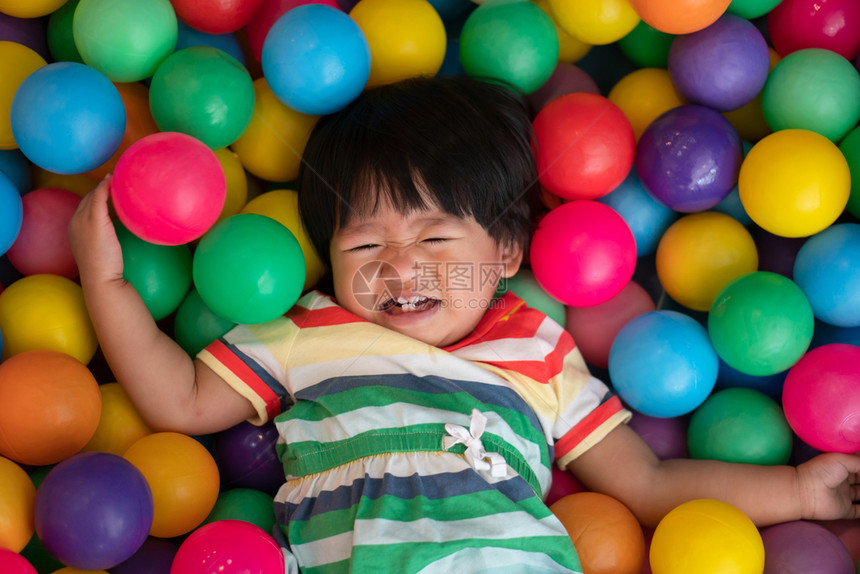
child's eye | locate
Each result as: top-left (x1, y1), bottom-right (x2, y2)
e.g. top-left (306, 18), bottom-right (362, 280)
top-left (348, 244), bottom-right (379, 252)
top-left (422, 238), bottom-right (448, 245)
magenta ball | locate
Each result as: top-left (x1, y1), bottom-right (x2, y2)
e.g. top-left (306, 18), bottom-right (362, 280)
top-left (761, 520), bottom-right (854, 573)
top-left (767, 0), bottom-right (860, 61)
top-left (0, 549), bottom-right (37, 574)
top-left (668, 13), bottom-right (770, 112)
top-left (530, 200), bottom-right (636, 307)
top-left (214, 420), bottom-right (284, 496)
top-left (170, 520), bottom-right (286, 574)
top-left (636, 105), bottom-right (743, 213)
top-left (782, 344), bottom-right (860, 453)
top-left (111, 132), bottom-right (226, 246)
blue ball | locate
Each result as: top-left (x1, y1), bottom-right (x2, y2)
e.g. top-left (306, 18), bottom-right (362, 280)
top-left (261, 4), bottom-right (371, 116)
top-left (10, 61), bottom-right (126, 175)
top-left (609, 310), bottom-right (718, 418)
top-left (794, 223), bottom-right (860, 327)
top-left (0, 171), bottom-right (23, 256)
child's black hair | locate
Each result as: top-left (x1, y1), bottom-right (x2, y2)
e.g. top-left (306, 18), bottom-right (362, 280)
top-left (297, 75), bottom-right (543, 269)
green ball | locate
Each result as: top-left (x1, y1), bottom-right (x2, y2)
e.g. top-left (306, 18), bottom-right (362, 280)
top-left (618, 20), bottom-right (674, 69)
top-left (762, 48), bottom-right (860, 143)
top-left (116, 223), bottom-right (193, 321)
top-left (192, 213), bottom-right (305, 325)
top-left (203, 488), bottom-right (276, 534)
top-left (149, 46), bottom-right (256, 150)
top-left (687, 388), bottom-right (792, 465)
top-left (173, 288), bottom-right (237, 357)
top-left (726, 0), bottom-right (782, 19)
top-left (459, 0), bottom-right (559, 95)
top-left (840, 126), bottom-right (860, 220)
top-left (708, 271), bottom-right (814, 376)
top-left (47, 0), bottom-right (84, 63)
top-left (73, 0), bottom-right (177, 82)
top-left (497, 269), bottom-right (566, 327)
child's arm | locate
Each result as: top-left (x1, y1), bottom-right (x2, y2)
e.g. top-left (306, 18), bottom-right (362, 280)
top-left (69, 175), bottom-right (256, 436)
top-left (567, 423), bottom-right (860, 527)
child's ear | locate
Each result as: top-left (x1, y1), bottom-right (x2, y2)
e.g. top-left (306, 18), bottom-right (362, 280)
top-left (500, 241), bottom-right (524, 278)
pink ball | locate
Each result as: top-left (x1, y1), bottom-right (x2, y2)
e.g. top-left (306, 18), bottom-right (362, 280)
top-left (245, 0), bottom-right (341, 62)
top-left (5, 187), bottom-right (81, 278)
top-left (111, 132), bottom-right (226, 246)
top-left (171, 520), bottom-right (285, 574)
top-left (783, 344), bottom-right (860, 453)
top-left (529, 200), bottom-right (636, 307)
top-left (768, 0), bottom-right (860, 61)
top-left (0, 549), bottom-right (37, 574)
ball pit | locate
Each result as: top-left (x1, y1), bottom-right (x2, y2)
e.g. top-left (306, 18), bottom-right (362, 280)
top-left (767, 0), bottom-right (860, 61)
top-left (214, 420), bottom-right (284, 496)
top-left (628, 0), bottom-right (732, 35)
top-left (533, 0), bottom-right (591, 64)
top-left (546, 0), bottom-right (640, 46)
top-left (245, 0), bottom-right (341, 62)
top-left (608, 67), bottom-right (685, 142)
top-left (170, 0), bottom-right (264, 35)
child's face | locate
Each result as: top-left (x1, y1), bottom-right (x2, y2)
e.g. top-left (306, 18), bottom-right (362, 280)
top-left (329, 200), bottom-right (523, 347)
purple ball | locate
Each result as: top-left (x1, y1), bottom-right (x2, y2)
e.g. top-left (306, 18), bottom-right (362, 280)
top-left (527, 62), bottom-right (599, 114)
top-left (109, 537), bottom-right (178, 574)
top-left (754, 227), bottom-right (807, 279)
top-left (668, 13), bottom-right (770, 112)
top-left (215, 420), bottom-right (284, 496)
top-left (761, 520), bottom-right (854, 574)
top-left (0, 13), bottom-right (50, 61)
top-left (627, 410), bottom-right (689, 459)
top-left (636, 104), bottom-right (743, 213)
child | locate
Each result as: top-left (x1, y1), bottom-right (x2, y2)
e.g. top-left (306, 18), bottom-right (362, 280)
top-left (69, 76), bottom-right (860, 573)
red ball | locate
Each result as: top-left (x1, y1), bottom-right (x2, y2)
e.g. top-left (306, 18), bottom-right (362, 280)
top-left (111, 132), bottom-right (226, 246)
top-left (171, 0), bottom-right (266, 34)
top-left (768, 0), bottom-right (860, 61)
top-left (533, 92), bottom-right (635, 200)
top-left (530, 201), bottom-right (636, 307)
top-left (245, 0), bottom-right (341, 62)
top-left (5, 187), bottom-right (81, 278)
top-left (171, 520), bottom-right (285, 574)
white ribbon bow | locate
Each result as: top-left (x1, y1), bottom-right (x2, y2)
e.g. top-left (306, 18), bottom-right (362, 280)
top-left (443, 409), bottom-right (507, 478)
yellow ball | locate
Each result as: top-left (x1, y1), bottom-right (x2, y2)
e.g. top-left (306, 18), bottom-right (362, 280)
top-left (723, 47), bottom-right (780, 143)
top-left (241, 189), bottom-right (326, 290)
top-left (608, 68), bottom-right (685, 141)
top-left (650, 499), bottom-right (764, 574)
top-left (0, 0), bottom-right (67, 18)
top-left (123, 432), bottom-right (220, 539)
top-left (534, 0), bottom-right (592, 63)
top-left (213, 147), bottom-right (248, 222)
top-left (230, 78), bottom-right (319, 183)
top-left (0, 41), bottom-right (47, 150)
top-left (656, 212), bottom-right (758, 312)
top-left (52, 568), bottom-right (110, 574)
top-left (739, 129), bottom-right (850, 238)
top-left (547, 0), bottom-right (639, 45)
top-left (82, 383), bottom-right (152, 456)
top-left (0, 274), bottom-right (98, 364)
top-left (0, 455), bottom-right (35, 553)
top-left (350, 0), bottom-right (446, 88)
top-left (32, 167), bottom-right (100, 198)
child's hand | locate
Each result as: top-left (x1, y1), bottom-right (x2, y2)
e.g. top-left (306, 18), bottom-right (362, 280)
top-left (68, 174), bottom-right (123, 284)
top-left (796, 452), bottom-right (860, 520)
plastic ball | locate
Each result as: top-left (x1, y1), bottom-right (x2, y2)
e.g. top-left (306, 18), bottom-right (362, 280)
top-left (170, 520), bottom-right (286, 574)
top-left (350, 0), bottom-right (446, 88)
top-left (0, 274), bottom-right (98, 364)
top-left (262, 4), bottom-right (370, 116)
top-left (213, 147), bottom-right (248, 222)
top-left (0, 13), bottom-right (49, 60)
top-left (0, 0), bottom-right (67, 17)
top-left (533, 0), bottom-right (592, 64)
top-left (245, 0), bottom-right (340, 62)
top-left (636, 105), bottom-right (743, 213)
top-left (708, 271), bottom-right (814, 376)
top-left (0, 41), bottom-right (46, 150)
top-left (627, 411), bottom-right (688, 460)
top-left (609, 310), bottom-right (718, 418)
top-left (0, 149), bottom-right (31, 194)
top-left (533, 92), bottom-right (635, 200)
top-left (628, 0), bottom-right (732, 34)
top-left (782, 343), bottom-right (860, 453)
top-left (203, 488), bottom-right (276, 534)
top-left (767, 0), bottom-right (860, 61)
top-left (716, 357), bottom-right (787, 399)
top-left (171, 0), bottom-right (263, 34)
top-left (608, 68), bottom-right (686, 142)
top-left (550, 492), bottom-right (645, 574)
top-left (755, 228), bottom-right (806, 279)
top-left (230, 77), bottom-right (320, 182)
top-left (192, 213), bottom-right (306, 324)
top-left (82, 382), bottom-right (152, 456)
top-left (842, 126), bottom-right (860, 220)
top-left (5, 188), bottom-right (81, 278)
top-left (175, 20), bottom-right (246, 64)
top-left (73, 0), bottom-right (177, 83)
top-left (111, 132), bottom-right (227, 246)
top-left (650, 499), bottom-right (764, 574)
top-left (547, 0), bottom-right (640, 45)
top-left (459, 0), bottom-right (559, 95)
top-left (760, 520), bottom-right (855, 574)
top-left (241, 189), bottom-right (326, 290)
top-left (123, 432), bottom-right (220, 539)
top-left (0, 171), bottom-right (22, 257)
top-left (173, 288), bottom-right (237, 357)
top-left (10, 62), bottom-right (125, 175)
top-left (762, 48), bottom-right (860, 143)
top-left (656, 212), bottom-right (758, 312)
top-left (530, 201), bottom-right (636, 307)
top-left (739, 129), bottom-right (850, 238)
top-left (30, 166), bottom-right (96, 198)
top-left (565, 279), bottom-right (655, 370)
top-left (34, 452), bottom-right (153, 571)
top-left (618, 20), bottom-right (674, 68)
top-left (668, 13), bottom-right (769, 112)
top-left (0, 548), bottom-right (37, 574)
top-left (149, 47), bottom-right (255, 149)
top-left (726, 0), bottom-right (781, 18)
top-left (527, 62), bottom-right (599, 113)
top-left (0, 456), bottom-right (35, 553)
top-left (110, 537), bottom-right (178, 574)
top-left (214, 420), bottom-right (284, 496)
top-left (499, 269), bottom-right (566, 327)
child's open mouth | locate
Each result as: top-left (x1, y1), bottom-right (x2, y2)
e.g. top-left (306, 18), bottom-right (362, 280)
top-left (378, 295), bottom-right (439, 314)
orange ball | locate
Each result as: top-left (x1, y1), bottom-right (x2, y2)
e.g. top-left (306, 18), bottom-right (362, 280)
top-left (629, 0), bottom-right (731, 34)
top-left (0, 455), bottom-right (35, 552)
top-left (0, 350), bottom-right (101, 466)
top-left (123, 432), bottom-right (220, 538)
top-left (550, 491), bottom-right (646, 574)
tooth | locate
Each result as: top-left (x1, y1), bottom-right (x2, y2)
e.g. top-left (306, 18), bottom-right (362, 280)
top-left (397, 297), bottom-right (408, 305)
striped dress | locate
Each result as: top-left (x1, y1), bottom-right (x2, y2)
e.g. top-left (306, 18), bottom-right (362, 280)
top-left (198, 291), bottom-right (630, 573)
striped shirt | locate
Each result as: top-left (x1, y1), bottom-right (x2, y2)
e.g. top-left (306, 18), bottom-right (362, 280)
top-left (199, 290), bottom-right (630, 573)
